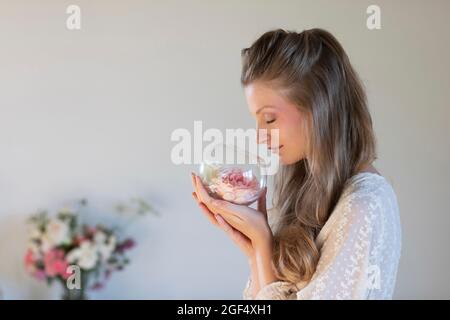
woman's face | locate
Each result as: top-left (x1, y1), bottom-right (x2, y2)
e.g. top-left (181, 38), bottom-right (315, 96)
top-left (244, 82), bottom-right (309, 165)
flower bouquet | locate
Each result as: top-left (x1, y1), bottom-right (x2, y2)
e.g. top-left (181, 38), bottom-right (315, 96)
top-left (24, 198), bottom-right (157, 299)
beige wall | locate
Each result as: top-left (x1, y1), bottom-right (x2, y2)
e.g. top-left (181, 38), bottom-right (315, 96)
top-left (0, 0), bottom-right (449, 298)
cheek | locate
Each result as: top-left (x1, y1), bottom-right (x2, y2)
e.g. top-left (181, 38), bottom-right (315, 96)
top-left (280, 117), bottom-right (304, 145)
top-left (280, 116), bottom-right (307, 160)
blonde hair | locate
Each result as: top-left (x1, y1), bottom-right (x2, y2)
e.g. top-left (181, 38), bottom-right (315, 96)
top-left (241, 28), bottom-right (377, 283)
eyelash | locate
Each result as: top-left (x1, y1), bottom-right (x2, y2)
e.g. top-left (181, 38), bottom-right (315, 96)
top-left (266, 119), bottom-right (276, 124)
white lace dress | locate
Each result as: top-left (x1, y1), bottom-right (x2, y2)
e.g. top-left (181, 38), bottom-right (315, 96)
top-left (243, 172), bottom-right (402, 300)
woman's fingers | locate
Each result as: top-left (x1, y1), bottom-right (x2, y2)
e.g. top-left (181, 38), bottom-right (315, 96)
top-left (190, 172), bottom-right (254, 258)
top-left (190, 175), bottom-right (253, 257)
top-left (194, 175), bottom-right (213, 206)
top-left (191, 172), bottom-right (196, 188)
top-left (199, 203), bottom-right (220, 227)
top-left (192, 173), bottom-right (209, 206)
top-left (191, 173), bottom-right (244, 231)
top-left (215, 214), bottom-right (252, 257)
top-left (192, 192), bottom-right (219, 227)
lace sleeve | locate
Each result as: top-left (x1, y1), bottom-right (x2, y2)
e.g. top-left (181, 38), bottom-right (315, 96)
top-left (245, 177), bottom-right (401, 300)
top-left (242, 277), bottom-right (252, 300)
top-left (242, 276), bottom-right (298, 300)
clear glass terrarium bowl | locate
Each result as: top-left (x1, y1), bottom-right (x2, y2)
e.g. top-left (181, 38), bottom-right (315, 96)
top-left (198, 143), bottom-right (267, 206)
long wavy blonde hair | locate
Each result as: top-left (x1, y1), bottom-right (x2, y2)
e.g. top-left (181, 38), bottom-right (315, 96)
top-left (241, 28), bottom-right (377, 283)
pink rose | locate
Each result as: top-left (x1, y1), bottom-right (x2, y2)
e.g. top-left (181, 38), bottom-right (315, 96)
top-left (44, 249), bottom-right (71, 279)
top-left (25, 248), bottom-right (48, 281)
top-left (24, 249), bottom-right (37, 273)
top-left (208, 167), bottom-right (260, 204)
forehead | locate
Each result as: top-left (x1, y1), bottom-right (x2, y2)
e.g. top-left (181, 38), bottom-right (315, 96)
top-left (244, 82), bottom-right (292, 114)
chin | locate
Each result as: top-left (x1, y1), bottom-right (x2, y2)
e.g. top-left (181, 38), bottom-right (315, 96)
top-left (279, 156), bottom-right (291, 165)
top-left (280, 154), bottom-right (304, 165)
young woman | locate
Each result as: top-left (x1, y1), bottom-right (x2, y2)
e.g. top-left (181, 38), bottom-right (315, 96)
top-left (191, 28), bottom-right (401, 299)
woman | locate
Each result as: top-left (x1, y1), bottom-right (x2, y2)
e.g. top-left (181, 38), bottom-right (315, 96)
top-left (191, 28), bottom-right (401, 299)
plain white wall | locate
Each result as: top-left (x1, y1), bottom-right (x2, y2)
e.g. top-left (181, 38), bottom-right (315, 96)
top-left (0, 0), bottom-right (449, 299)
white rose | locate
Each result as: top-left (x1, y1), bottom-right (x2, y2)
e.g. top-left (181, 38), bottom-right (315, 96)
top-left (44, 219), bottom-right (70, 246)
top-left (28, 225), bottom-right (42, 240)
top-left (40, 234), bottom-right (53, 253)
top-left (93, 231), bottom-right (107, 244)
top-left (66, 241), bottom-right (98, 270)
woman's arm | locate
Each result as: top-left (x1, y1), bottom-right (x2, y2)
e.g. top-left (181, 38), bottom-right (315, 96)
top-left (248, 256), bottom-right (260, 299)
top-left (254, 236), bottom-right (279, 289)
top-left (246, 246), bottom-right (279, 299)
top-left (247, 234), bottom-right (279, 299)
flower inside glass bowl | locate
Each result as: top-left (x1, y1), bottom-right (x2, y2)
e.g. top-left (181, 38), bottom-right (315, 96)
top-left (198, 144), bottom-right (267, 206)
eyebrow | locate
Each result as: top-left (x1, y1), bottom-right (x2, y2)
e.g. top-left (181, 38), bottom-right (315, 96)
top-left (256, 105), bottom-right (276, 115)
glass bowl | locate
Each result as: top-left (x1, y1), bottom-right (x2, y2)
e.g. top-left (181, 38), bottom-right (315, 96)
top-left (198, 144), bottom-right (267, 206)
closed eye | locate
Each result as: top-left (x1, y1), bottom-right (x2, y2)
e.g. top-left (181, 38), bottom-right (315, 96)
top-left (266, 119), bottom-right (276, 124)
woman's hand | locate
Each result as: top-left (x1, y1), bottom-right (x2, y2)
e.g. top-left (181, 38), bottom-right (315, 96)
top-left (191, 172), bottom-right (279, 294)
top-left (192, 189), bottom-right (254, 258)
top-left (191, 172), bottom-right (272, 251)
